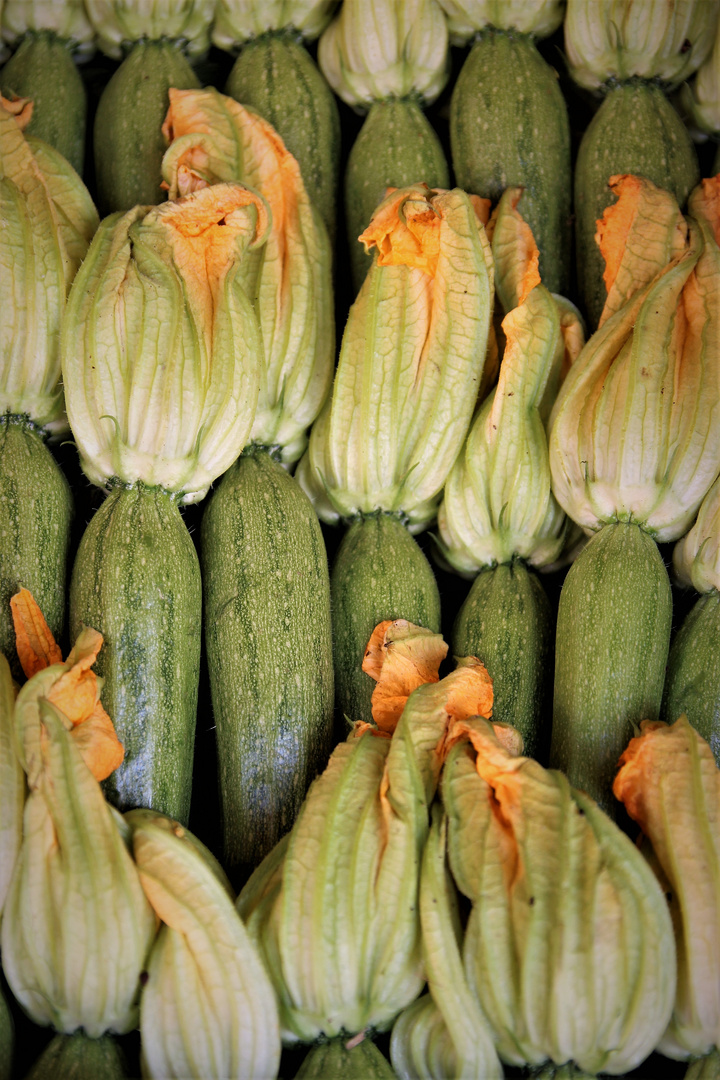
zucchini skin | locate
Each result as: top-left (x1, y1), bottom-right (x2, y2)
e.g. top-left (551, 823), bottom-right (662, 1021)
top-left (550, 521), bottom-right (672, 815)
top-left (93, 39), bottom-right (200, 215)
top-left (331, 513), bottom-right (441, 727)
top-left (450, 29), bottom-right (571, 296)
top-left (662, 590), bottom-right (720, 764)
top-left (24, 1032), bottom-right (126, 1080)
top-left (69, 484), bottom-right (201, 826)
top-left (295, 1038), bottom-right (397, 1078)
top-left (0, 419), bottom-right (72, 680)
top-left (225, 32), bottom-right (340, 243)
top-left (344, 98), bottom-right (449, 292)
top-left (0, 31), bottom-right (86, 175)
top-left (201, 448), bottom-right (334, 873)
top-left (574, 80), bottom-right (699, 328)
top-left (452, 560), bottom-right (553, 761)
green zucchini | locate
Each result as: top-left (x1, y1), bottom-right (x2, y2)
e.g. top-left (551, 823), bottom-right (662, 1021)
top-left (661, 590), bottom-right (720, 763)
top-left (69, 483), bottom-right (201, 826)
top-left (201, 447), bottom-right (334, 873)
top-left (452, 560), bottom-right (554, 761)
top-left (574, 80), bottom-right (699, 328)
top-left (93, 39), bottom-right (200, 214)
top-left (295, 1037), bottom-right (397, 1078)
top-left (0, 418), bottom-right (72, 680)
top-left (450, 28), bottom-right (571, 296)
top-left (331, 513), bottom-right (441, 727)
top-left (550, 521), bottom-right (673, 815)
top-left (24, 1032), bottom-right (127, 1080)
top-left (0, 30), bottom-right (86, 175)
top-left (344, 98), bottom-right (449, 292)
top-left (224, 31), bottom-right (340, 242)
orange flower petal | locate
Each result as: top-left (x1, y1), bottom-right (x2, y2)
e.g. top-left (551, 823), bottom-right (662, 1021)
top-left (11, 588), bottom-right (62, 679)
top-left (362, 619), bottom-right (447, 734)
top-left (689, 174), bottom-right (720, 247)
top-left (359, 185), bottom-right (443, 277)
top-left (70, 700), bottom-right (125, 782)
top-left (0, 94), bottom-right (33, 129)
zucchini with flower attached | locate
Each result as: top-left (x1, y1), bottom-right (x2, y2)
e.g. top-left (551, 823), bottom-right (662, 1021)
top-left (319, 0), bottom-right (450, 291)
top-left (214, 0), bottom-right (340, 242)
top-left (62, 181), bottom-right (267, 826)
top-left (84, 0), bottom-right (214, 213)
top-left (0, 96), bottom-right (98, 676)
top-left (437, 188), bottom-right (584, 760)
top-left (161, 88), bottom-right (335, 870)
top-left (565, 0), bottom-right (717, 326)
top-left (442, 0), bottom-right (571, 295)
top-left (297, 183), bottom-right (494, 725)
top-left (548, 174), bottom-right (720, 814)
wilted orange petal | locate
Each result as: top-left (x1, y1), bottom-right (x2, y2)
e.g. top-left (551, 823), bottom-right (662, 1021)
top-left (11, 588), bottom-right (62, 678)
top-left (689, 174), bottom-right (720, 247)
top-left (359, 185), bottom-right (443, 277)
top-left (445, 658), bottom-right (493, 724)
top-left (488, 187), bottom-right (541, 306)
top-left (362, 621), bottom-right (394, 683)
top-left (612, 718), bottom-right (675, 828)
top-left (363, 620), bottom-right (448, 734)
top-left (0, 94), bottom-right (33, 129)
top-left (71, 700), bottom-right (125, 782)
top-left (470, 194), bottom-right (492, 228)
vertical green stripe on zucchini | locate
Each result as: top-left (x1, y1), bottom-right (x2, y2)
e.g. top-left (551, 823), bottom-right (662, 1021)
top-left (662, 590), bottom-right (720, 763)
top-left (225, 32), bottom-right (341, 243)
top-left (331, 513), bottom-right (441, 727)
top-left (201, 448), bottom-right (334, 873)
top-left (0, 31), bottom-right (87, 176)
top-left (69, 483), bottom-right (201, 826)
top-left (550, 521), bottom-right (672, 815)
top-left (0, 418), bottom-right (72, 679)
top-left (574, 80), bottom-right (699, 328)
top-left (450, 29), bottom-right (571, 296)
top-left (344, 98), bottom-right (449, 292)
top-left (92, 39), bottom-right (200, 214)
top-left (452, 560), bottom-right (554, 761)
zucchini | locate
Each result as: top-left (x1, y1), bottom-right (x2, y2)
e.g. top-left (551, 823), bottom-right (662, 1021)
top-left (661, 591), bottom-right (720, 763)
top-left (224, 31), bottom-right (340, 242)
top-left (574, 81), bottom-right (699, 328)
top-left (92, 39), bottom-right (200, 214)
top-left (450, 28), bottom-right (571, 295)
top-left (0, 30), bottom-right (86, 175)
top-left (69, 483), bottom-right (201, 827)
top-left (0, 419), bottom-right (72, 680)
top-left (295, 1038), bottom-right (397, 1078)
top-left (24, 1032), bottom-right (126, 1080)
top-left (331, 513), bottom-right (441, 727)
top-left (550, 521), bottom-right (673, 816)
top-left (201, 447), bottom-right (334, 873)
top-left (344, 98), bottom-right (449, 291)
top-left (452, 560), bottom-right (554, 761)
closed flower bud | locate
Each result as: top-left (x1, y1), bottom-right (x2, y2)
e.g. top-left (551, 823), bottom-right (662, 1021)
top-left (437, 0), bottom-right (564, 44)
top-left (212, 0), bottom-right (337, 50)
top-left (674, 474), bottom-right (720, 594)
top-left (1, 0), bottom-right (95, 57)
top-left (0, 652), bottom-right (21, 924)
top-left (85, 0), bottom-right (215, 59)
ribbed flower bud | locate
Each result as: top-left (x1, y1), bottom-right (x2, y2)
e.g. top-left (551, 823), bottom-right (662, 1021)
top-left (674, 474), bottom-right (720, 594)
top-left (297, 184), bottom-right (494, 531)
top-left (0, 96), bottom-right (98, 433)
top-left (437, 0), bottom-right (563, 44)
top-left (1, 0), bottom-right (95, 57)
top-left (438, 189), bottom-right (583, 574)
top-left (212, 0), bottom-right (337, 50)
top-left (161, 87), bottom-right (334, 463)
top-left (127, 809), bottom-right (281, 1080)
top-left (84, 0), bottom-right (215, 58)
top-left (61, 182), bottom-right (267, 502)
top-left (318, 0), bottom-right (449, 108)
top-left (0, 652), bottom-right (21, 924)
top-left (564, 0), bottom-right (719, 91)
top-left (424, 718), bottom-right (676, 1074)
top-left (614, 716), bottom-right (720, 1060)
top-left (549, 175), bottom-right (720, 541)
top-left (0, 601), bottom-right (157, 1037)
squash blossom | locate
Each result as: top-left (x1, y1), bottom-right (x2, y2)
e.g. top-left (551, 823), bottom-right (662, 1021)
top-left (61, 181), bottom-right (267, 827)
top-left (438, 0), bottom-right (563, 42)
top-left (0, 650), bottom-right (21, 925)
top-left (614, 716), bottom-right (720, 1060)
top-left (549, 173), bottom-right (720, 815)
top-left (390, 991), bottom-right (502, 1080)
top-left (319, 0), bottom-right (451, 289)
top-left (0, 95), bottom-right (97, 674)
top-left (237, 630), bottom-right (494, 1047)
top-left (421, 718), bottom-right (676, 1075)
top-left (213, 0), bottom-right (336, 49)
top-left (437, 188), bottom-right (583, 759)
top-left (296, 183), bottom-right (493, 724)
top-left (84, 0), bottom-right (214, 61)
top-left (662, 474), bottom-right (720, 759)
top-left (162, 86), bottom-right (334, 463)
top-left (0, 591), bottom-right (157, 1038)
top-left (126, 809), bottom-right (281, 1080)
